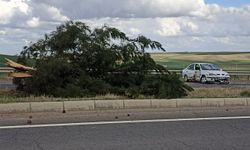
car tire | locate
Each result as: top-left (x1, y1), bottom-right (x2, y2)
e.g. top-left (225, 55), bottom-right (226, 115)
top-left (184, 75), bottom-right (189, 82)
top-left (200, 76), bottom-right (207, 84)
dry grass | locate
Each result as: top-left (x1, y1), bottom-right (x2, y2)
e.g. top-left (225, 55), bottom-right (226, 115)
top-left (1, 88), bottom-right (249, 103)
top-left (151, 53), bottom-right (250, 62)
top-left (186, 88), bottom-right (250, 98)
top-left (0, 93), bottom-right (156, 103)
top-left (0, 92), bottom-right (128, 103)
top-left (86, 94), bottom-right (127, 100)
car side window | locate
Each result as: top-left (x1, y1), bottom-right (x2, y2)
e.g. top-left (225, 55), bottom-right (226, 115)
top-left (187, 64), bottom-right (194, 70)
top-left (195, 64), bottom-right (200, 70)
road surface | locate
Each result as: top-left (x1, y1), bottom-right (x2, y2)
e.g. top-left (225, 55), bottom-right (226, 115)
top-left (1, 108), bottom-right (250, 150)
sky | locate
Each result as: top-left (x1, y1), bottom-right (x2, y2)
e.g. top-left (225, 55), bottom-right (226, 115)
top-left (206, 0), bottom-right (250, 7)
top-left (0, 0), bottom-right (250, 55)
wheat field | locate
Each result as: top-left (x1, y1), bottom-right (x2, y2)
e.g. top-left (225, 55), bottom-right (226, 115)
top-left (151, 52), bottom-right (250, 70)
top-left (152, 53), bottom-right (250, 62)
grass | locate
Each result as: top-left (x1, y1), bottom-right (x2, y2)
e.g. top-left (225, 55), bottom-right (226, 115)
top-left (0, 88), bottom-right (249, 103)
top-left (186, 88), bottom-right (250, 98)
top-left (151, 52), bottom-right (250, 61)
top-left (241, 91), bottom-right (250, 97)
top-left (151, 52), bottom-right (250, 71)
top-left (0, 91), bottom-right (129, 103)
top-left (0, 54), bottom-right (17, 67)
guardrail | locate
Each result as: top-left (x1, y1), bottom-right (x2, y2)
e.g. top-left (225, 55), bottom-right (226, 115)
top-left (0, 68), bottom-right (250, 81)
top-left (229, 74), bottom-right (250, 81)
top-left (169, 70), bottom-right (250, 81)
top-left (0, 67), bottom-right (14, 73)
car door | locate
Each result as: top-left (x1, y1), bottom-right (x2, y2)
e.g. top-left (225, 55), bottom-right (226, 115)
top-left (186, 64), bottom-right (195, 80)
top-left (194, 64), bottom-right (201, 81)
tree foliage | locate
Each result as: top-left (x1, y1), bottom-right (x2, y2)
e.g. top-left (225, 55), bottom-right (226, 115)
top-left (16, 21), bottom-right (193, 98)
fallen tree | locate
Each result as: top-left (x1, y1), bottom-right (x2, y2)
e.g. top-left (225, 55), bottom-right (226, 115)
top-left (14, 21), bottom-right (193, 98)
top-left (5, 58), bottom-right (34, 78)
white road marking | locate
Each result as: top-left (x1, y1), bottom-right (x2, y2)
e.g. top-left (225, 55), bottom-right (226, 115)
top-left (1, 116), bottom-right (250, 130)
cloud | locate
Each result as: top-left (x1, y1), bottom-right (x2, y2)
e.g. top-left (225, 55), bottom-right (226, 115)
top-left (184, 22), bottom-right (199, 32)
top-left (0, 0), bottom-right (30, 24)
top-left (0, 0), bottom-right (69, 26)
top-left (29, 3), bottom-right (69, 22)
top-left (1, 0), bottom-right (250, 55)
top-left (26, 17), bottom-right (40, 27)
top-left (213, 37), bottom-right (233, 45)
top-left (34, 0), bottom-right (209, 19)
top-left (156, 18), bottom-right (181, 36)
top-left (47, 6), bottom-right (69, 22)
top-left (155, 19), bottom-right (199, 37)
top-left (0, 30), bottom-right (6, 35)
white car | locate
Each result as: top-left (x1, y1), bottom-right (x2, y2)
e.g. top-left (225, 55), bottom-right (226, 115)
top-left (182, 63), bottom-right (230, 84)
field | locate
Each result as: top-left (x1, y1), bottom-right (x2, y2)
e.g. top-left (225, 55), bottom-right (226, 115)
top-left (151, 52), bottom-right (250, 71)
top-left (0, 54), bottom-right (17, 67)
top-left (1, 52), bottom-right (250, 70)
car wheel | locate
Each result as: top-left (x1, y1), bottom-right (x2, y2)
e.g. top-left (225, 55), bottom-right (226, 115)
top-left (225, 80), bottom-right (230, 84)
top-left (184, 75), bottom-right (189, 82)
top-left (200, 76), bottom-right (207, 84)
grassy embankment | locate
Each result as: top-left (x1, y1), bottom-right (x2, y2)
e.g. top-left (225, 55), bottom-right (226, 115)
top-left (186, 88), bottom-right (250, 98)
top-left (0, 91), bottom-right (128, 103)
top-left (0, 88), bottom-right (249, 103)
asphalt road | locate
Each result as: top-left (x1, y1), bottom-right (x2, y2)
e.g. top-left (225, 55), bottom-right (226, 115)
top-left (1, 108), bottom-right (250, 150)
top-left (1, 117), bottom-right (250, 150)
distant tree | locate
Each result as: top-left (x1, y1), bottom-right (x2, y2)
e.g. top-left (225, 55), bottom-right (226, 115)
top-left (16, 21), bottom-right (193, 98)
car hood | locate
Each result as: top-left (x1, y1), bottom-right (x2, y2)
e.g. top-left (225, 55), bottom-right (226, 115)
top-left (204, 70), bottom-right (228, 75)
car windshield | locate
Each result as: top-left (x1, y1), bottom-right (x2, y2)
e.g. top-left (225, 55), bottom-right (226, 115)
top-left (200, 64), bottom-right (220, 70)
